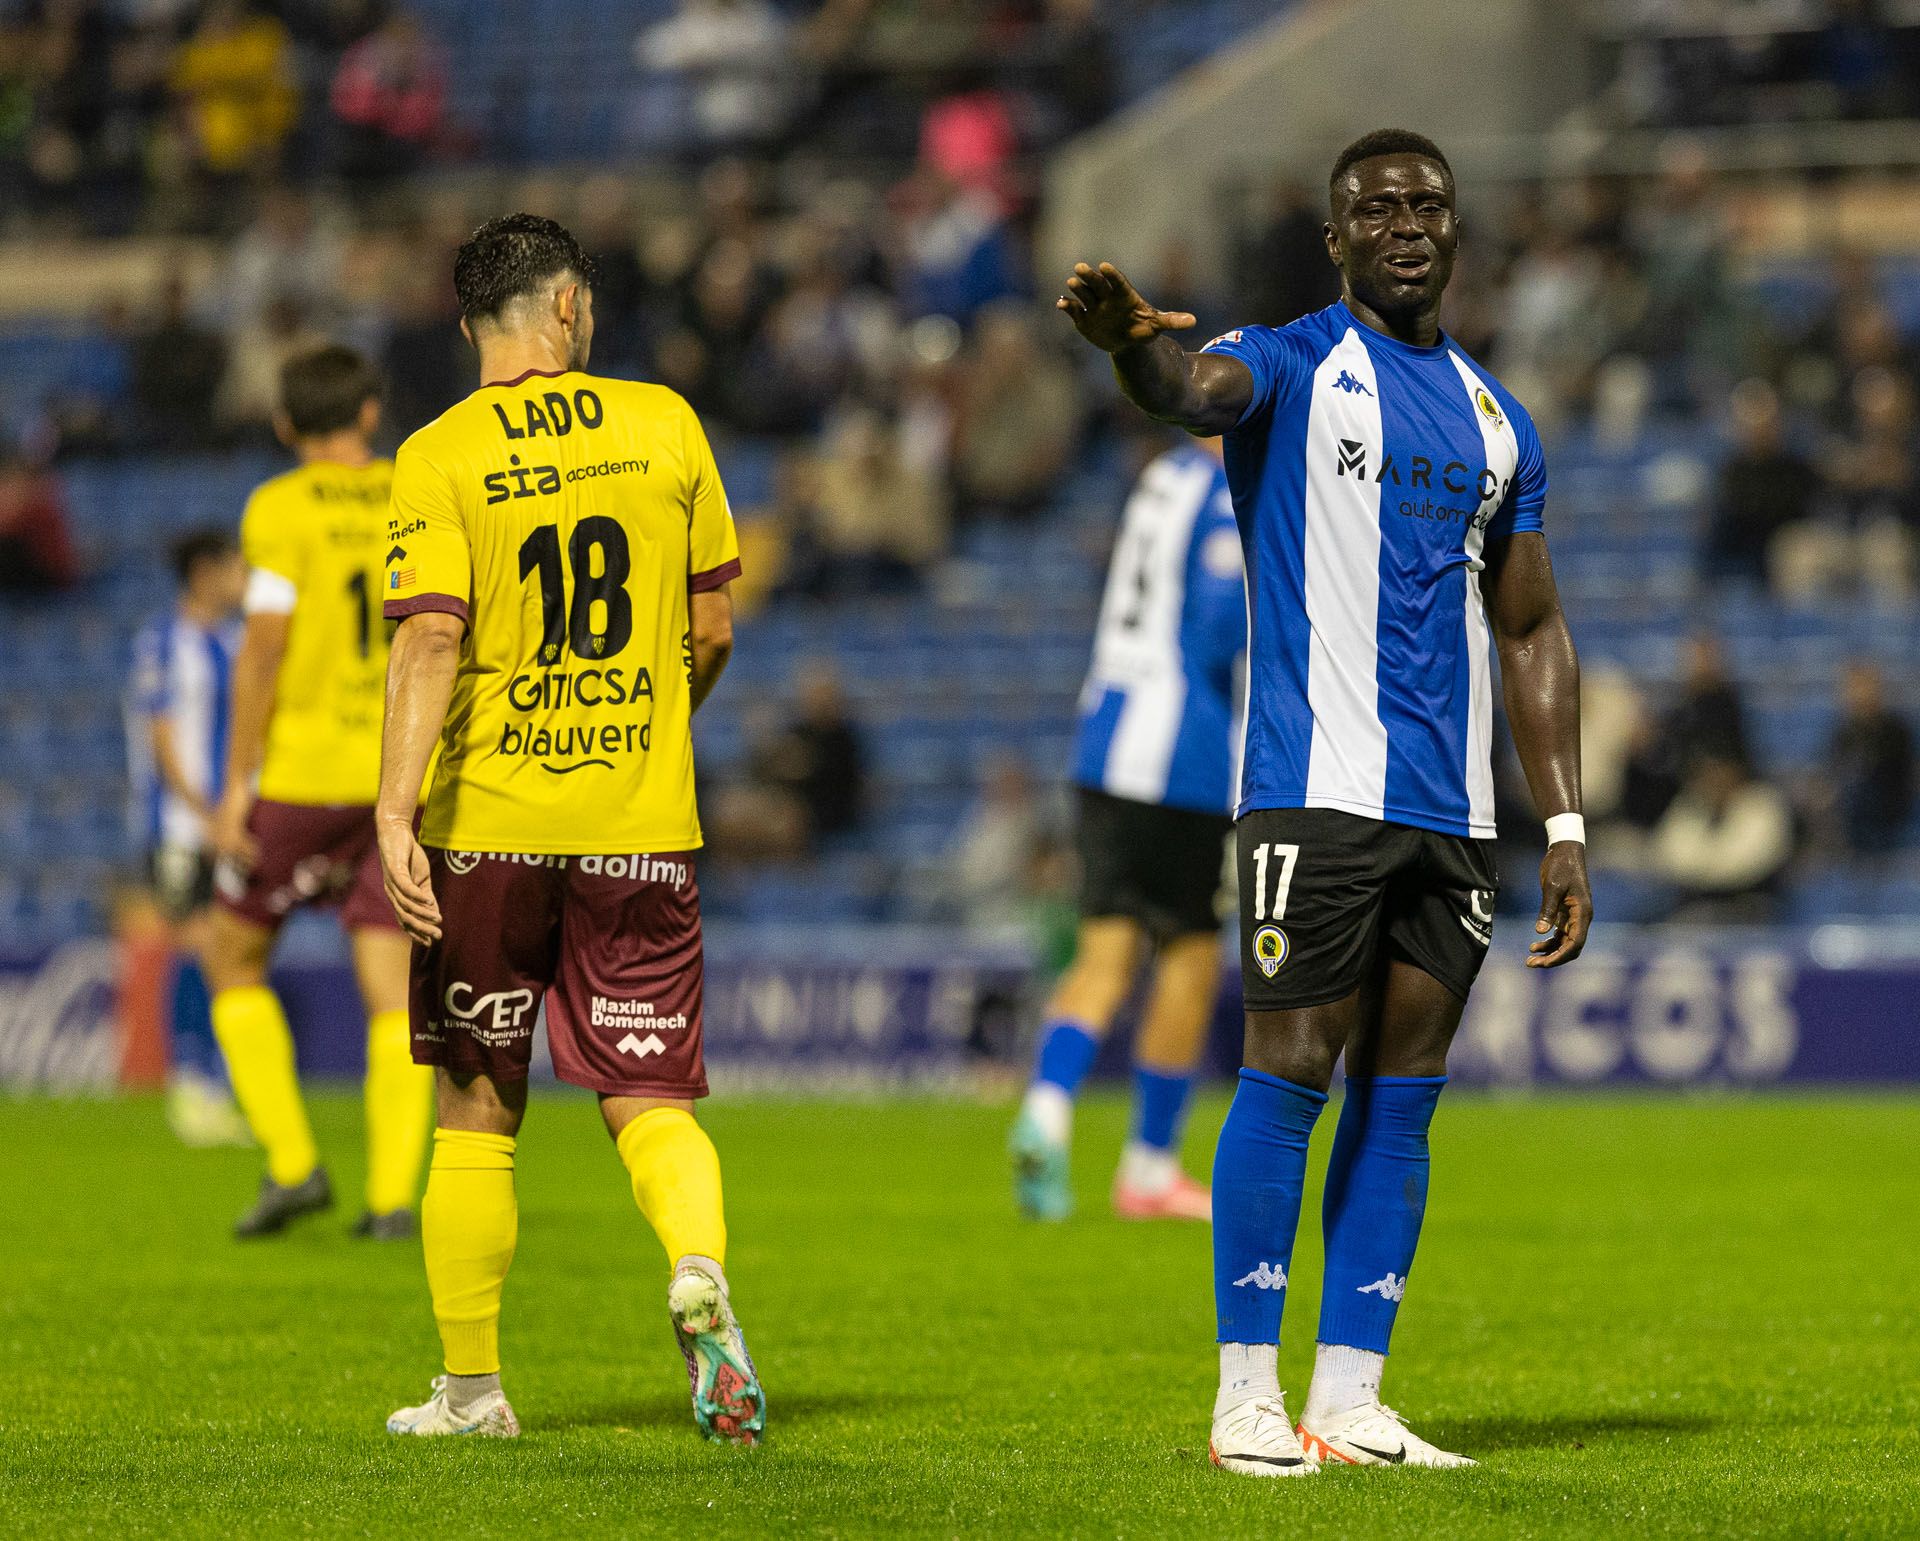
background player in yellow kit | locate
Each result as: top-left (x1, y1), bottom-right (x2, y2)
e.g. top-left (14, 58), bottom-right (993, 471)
top-left (374, 215), bottom-right (760, 1444)
top-left (204, 347), bottom-right (434, 1241)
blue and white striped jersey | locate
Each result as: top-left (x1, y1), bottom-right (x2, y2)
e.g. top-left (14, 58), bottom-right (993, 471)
top-left (125, 612), bottom-right (239, 851)
top-left (1070, 444), bottom-right (1247, 815)
top-left (1202, 301), bottom-right (1547, 838)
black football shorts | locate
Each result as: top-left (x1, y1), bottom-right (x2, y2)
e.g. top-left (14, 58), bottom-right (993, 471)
top-left (1235, 806), bottom-right (1499, 1010)
top-left (1075, 786), bottom-right (1232, 941)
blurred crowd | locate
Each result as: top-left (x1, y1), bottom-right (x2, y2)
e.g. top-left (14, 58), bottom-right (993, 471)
top-left (6, 0), bottom-right (1920, 936)
top-left (1594, 0), bottom-right (1920, 128)
top-left (0, 0), bottom-right (1113, 236)
top-left (1556, 639), bottom-right (1914, 922)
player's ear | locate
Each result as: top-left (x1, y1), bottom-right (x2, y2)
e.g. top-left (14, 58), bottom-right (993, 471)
top-left (556, 281), bottom-right (579, 330)
top-left (271, 410), bottom-right (296, 449)
top-left (458, 315), bottom-right (476, 351)
top-left (1323, 220), bottom-right (1341, 266)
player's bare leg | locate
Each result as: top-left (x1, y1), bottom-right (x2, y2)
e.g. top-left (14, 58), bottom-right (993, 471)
top-left (1112, 931), bottom-right (1219, 1220)
top-left (204, 907), bottom-right (330, 1237)
top-left (1296, 958), bottom-right (1474, 1468)
top-left (1010, 916), bottom-right (1145, 1219)
top-left (349, 926), bottom-right (432, 1240)
top-left (390, 1069), bottom-right (524, 1437)
top-left (603, 1095), bottom-right (765, 1445)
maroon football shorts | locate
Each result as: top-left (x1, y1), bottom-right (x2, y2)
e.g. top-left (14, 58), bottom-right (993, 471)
top-left (214, 799), bottom-right (398, 933)
top-left (409, 848), bottom-right (708, 1099)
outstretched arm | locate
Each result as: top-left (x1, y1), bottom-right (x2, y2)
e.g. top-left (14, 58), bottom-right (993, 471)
top-left (1056, 262), bottom-right (1253, 435)
top-left (1482, 530), bottom-right (1592, 967)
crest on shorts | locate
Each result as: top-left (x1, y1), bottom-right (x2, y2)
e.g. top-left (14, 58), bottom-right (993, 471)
top-left (1252, 925), bottom-right (1289, 978)
top-left (445, 850), bottom-right (482, 875)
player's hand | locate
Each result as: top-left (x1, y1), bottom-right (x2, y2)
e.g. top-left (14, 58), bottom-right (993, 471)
top-left (377, 814), bottom-right (441, 945)
top-left (1056, 262), bottom-right (1197, 353)
top-left (209, 787), bottom-right (258, 869)
top-left (1527, 841), bottom-right (1592, 968)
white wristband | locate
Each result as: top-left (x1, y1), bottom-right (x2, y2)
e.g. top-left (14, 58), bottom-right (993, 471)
top-left (1544, 813), bottom-right (1586, 847)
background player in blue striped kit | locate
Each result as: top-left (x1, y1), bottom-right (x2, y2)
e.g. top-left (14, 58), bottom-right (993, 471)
top-left (1059, 129), bottom-right (1593, 1475)
top-left (125, 530), bottom-right (251, 1148)
top-left (1010, 436), bottom-right (1245, 1223)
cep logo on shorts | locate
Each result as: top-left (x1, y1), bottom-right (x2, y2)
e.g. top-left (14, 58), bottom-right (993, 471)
top-left (444, 981), bottom-right (537, 1036)
top-left (1252, 924), bottom-right (1289, 978)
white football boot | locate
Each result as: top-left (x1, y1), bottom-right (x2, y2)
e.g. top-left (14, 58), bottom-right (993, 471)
top-left (1209, 1392), bottom-right (1320, 1477)
top-left (1296, 1403), bottom-right (1475, 1468)
top-left (386, 1375), bottom-right (521, 1438)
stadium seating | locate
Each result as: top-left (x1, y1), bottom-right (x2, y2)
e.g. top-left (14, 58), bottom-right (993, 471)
top-left (5, 390), bottom-right (1920, 950)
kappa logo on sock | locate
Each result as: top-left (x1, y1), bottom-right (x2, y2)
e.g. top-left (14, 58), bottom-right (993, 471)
top-left (1233, 1262), bottom-right (1288, 1290)
top-left (1357, 1272), bottom-right (1407, 1302)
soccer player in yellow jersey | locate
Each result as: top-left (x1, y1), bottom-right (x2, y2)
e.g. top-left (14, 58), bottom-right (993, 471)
top-left (203, 347), bottom-right (434, 1241)
top-left (374, 215), bottom-right (762, 1444)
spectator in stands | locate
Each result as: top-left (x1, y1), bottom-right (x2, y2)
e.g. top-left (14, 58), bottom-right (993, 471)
top-left (166, 0), bottom-right (299, 182)
top-left (1236, 177), bottom-right (1340, 328)
top-left (327, 10), bottom-right (448, 182)
top-left (132, 272), bottom-right (227, 449)
top-left (1652, 752), bottom-right (1795, 922)
top-left (219, 186), bottom-right (345, 331)
top-left (1812, 659), bottom-right (1916, 857)
top-left (809, 405), bottom-right (948, 592)
top-left (1703, 378), bottom-right (1820, 589)
top-left (1632, 143), bottom-right (1739, 399)
top-left (0, 444), bottom-right (80, 592)
top-left (759, 661), bottom-right (869, 842)
top-left (1815, 0), bottom-right (1915, 121)
top-left (1667, 632), bottom-right (1752, 773)
top-left (633, 0), bottom-right (795, 152)
top-left (949, 303), bottom-right (1081, 519)
top-left (1618, 633), bottom-right (1752, 833)
top-left (706, 663), bottom-right (868, 862)
top-left (947, 753), bottom-right (1050, 938)
top-left (893, 167), bottom-right (1023, 322)
top-left (216, 293), bottom-right (325, 434)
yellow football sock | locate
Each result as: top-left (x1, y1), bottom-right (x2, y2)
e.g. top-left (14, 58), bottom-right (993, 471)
top-left (210, 985), bottom-right (318, 1187)
top-left (422, 1129), bottom-right (518, 1375)
top-left (615, 1107), bottom-right (726, 1269)
top-left (363, 1009), bottom-right (433, 1215)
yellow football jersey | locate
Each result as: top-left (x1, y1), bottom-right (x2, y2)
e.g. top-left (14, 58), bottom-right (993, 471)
top-left (241, 458), bottom-right (393, 806)
top-left (384, 370), bottom-right (740, 854)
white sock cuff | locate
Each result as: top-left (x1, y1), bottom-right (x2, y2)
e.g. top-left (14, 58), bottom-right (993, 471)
top-left (1215, 1341), bottom-right (1281, 1418)
top-left (1303, 1341), bottom-right (1385, 1423)
top-left (674, 1254), bottom-right (730, 1297)
top-left (1022, 1081), bottom-right (1074, 1146)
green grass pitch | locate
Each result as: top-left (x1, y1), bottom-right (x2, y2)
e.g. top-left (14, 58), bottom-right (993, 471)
top-left (2, 1089), bottom-right (1916, 1537)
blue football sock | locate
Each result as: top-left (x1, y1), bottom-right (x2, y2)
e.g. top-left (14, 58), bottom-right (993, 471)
top-left (1317, 1075), bottom-right (1446, 1354)
top-left (168, 956), bottom-right (224, 1084)
top-left (1032, 1018), bottom-right (1100, 1096)
top-left (1212, 1068), bottom-right (1327, 1344)
top-left (1130, 1066), bottom-right (1193, 1152)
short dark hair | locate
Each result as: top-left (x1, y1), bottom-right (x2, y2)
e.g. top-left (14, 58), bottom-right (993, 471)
top-left (171, 527), bottom-right (237, 587)
top-left (1329, 129), bottom-right (1454, 206)
top-left (280, 345), bottom-right (381, 437)
top-left (453, 213), bottom-right (596, 328)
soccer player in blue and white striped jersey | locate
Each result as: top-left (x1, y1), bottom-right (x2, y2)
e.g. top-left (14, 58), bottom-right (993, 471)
top-left (126, 529), bottom-right (249, 1146)
top-left (1010, 437), bottom-right (1245, 1223)
top-left (1059, 129), bottom-right (1592, 1475)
